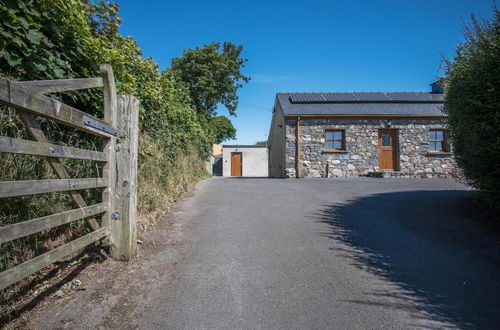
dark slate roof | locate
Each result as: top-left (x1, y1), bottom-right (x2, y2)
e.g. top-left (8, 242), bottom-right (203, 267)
top-left (277, 92), bottom-right (446, 116)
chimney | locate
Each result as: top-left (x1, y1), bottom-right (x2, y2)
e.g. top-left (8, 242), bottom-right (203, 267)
top-left (431, 78), bottom-right (445, 94)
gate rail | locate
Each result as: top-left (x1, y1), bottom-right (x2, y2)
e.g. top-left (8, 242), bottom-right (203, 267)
top-left (0, 65), bottom-right (139, 291)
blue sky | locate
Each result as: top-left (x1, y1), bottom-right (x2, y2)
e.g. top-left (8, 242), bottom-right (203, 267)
top-left (115, 0), bottom-right (495, 144)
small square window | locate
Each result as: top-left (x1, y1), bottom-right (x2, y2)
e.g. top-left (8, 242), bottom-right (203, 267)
top-left (428, 130), bottom-right (448, 152)
top-left (324, 129), bottom-right (345, 150)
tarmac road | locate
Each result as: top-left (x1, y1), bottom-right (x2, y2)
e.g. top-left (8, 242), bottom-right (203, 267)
top-left (136, 177), bottom-right (500, 330)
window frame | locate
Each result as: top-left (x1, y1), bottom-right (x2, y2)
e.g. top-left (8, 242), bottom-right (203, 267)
top-left (428, 129), bottom-right (448, 152)
top-left (323, 129), bottom-right (346, 151)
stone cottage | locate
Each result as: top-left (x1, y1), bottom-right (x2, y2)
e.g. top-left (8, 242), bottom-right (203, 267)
top-left (267, 82), bottom-right (457, 178)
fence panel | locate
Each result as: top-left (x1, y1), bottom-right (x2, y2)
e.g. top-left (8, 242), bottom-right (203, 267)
top-left (0, 227), bottom-right (109, 290)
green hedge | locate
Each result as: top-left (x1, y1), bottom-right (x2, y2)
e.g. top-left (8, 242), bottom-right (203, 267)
top-left (0, 0), bottom-right (213, 276)
top-left (444, 9), bottom-right (500, 209)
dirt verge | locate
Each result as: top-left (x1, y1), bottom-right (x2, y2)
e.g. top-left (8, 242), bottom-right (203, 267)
top-left (1, 188), bottom-right (198, 330)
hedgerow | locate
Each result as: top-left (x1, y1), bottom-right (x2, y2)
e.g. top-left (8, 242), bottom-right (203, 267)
top-left (0, 0), bottom-right (247, 291)
top-left (444, 8), bottom-right (500, 210)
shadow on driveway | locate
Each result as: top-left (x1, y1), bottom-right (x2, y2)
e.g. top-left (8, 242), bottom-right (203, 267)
top-left (315, 190), bottom-right (500, 329)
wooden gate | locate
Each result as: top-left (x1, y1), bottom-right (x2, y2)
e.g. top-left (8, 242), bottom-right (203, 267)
top-left (0, 65), bottom-right (139, 291)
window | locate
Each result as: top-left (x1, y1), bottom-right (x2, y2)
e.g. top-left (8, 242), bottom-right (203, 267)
top-left (428, 129), bottom-right (448, 152)
top-left (324, 129), bottom-right (345, 150)
top-left (381, 133), bottom-right (392, 147)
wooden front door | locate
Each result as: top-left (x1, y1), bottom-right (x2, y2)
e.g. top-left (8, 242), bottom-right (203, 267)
top-left (231, 152), bottom-right (242, 176)
top-left (378, 129), bottom-right (398, 170)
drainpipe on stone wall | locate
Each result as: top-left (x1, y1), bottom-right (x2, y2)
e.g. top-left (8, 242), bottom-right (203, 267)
top-left (296, 116), bottom-right (301, 178)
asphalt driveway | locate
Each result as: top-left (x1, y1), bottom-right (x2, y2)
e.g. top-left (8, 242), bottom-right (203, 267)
top-left (29, 177), bottom-right (500, 329)
top-left (136, 177), bottom-right (500, 329)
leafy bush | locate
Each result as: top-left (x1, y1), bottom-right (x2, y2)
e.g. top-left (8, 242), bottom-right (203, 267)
top-left (444, 9), bottom-right (500, 208)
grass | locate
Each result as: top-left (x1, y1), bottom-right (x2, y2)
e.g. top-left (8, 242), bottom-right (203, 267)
top-left (136, 133), bottom-right (211, 233)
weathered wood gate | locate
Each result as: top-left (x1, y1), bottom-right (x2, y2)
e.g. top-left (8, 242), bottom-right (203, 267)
top-left (0, 65), bottom-right (139, 291)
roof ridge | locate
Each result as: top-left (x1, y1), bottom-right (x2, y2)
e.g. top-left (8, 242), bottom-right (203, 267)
top-left (277, 91), bottom-right (435, 94)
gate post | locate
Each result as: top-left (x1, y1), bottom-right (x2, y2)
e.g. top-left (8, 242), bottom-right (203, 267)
top-left (111, 95), bottom-right (139, 260)
top-left (100, 64), bottom-right (117, 243)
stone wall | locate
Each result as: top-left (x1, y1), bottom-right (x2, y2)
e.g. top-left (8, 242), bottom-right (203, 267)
top-left (285, 119), bottom-right (297, 178)
top-left (285, 118), bottom-right (457, 178)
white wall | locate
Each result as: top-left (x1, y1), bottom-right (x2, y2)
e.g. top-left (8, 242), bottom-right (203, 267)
top-left (222, 146), bottom-right (268, 177)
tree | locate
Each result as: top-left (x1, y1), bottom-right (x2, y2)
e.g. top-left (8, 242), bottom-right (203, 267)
top-left (171, 42), bottom-right (250, 117)
top-left (444, 8), bottom-right (500, 208)
top-left (209, 115), bottom-right (236, 144)
top-left (255, 141), bottom-right (267, 146)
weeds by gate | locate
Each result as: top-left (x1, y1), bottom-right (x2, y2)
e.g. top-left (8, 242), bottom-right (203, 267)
top-left (0, 65), bottom-right (139, 290)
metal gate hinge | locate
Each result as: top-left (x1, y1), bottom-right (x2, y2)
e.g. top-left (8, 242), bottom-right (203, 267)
top-left (83, 116), bottom-right (118, 136)
top-left (111, 211), bottom-right (120, 220)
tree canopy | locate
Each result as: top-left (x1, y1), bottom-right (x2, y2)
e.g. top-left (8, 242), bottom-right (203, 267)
top-left (208, 115), bottom-right (237, 144)
top-left (171, 42), bottom-right (250, 117)
top-left (444, 8), bottom-right (500, 209)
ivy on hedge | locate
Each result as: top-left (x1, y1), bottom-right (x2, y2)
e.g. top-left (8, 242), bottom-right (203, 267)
top-left (0, 0), bottom-right (211, 161)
